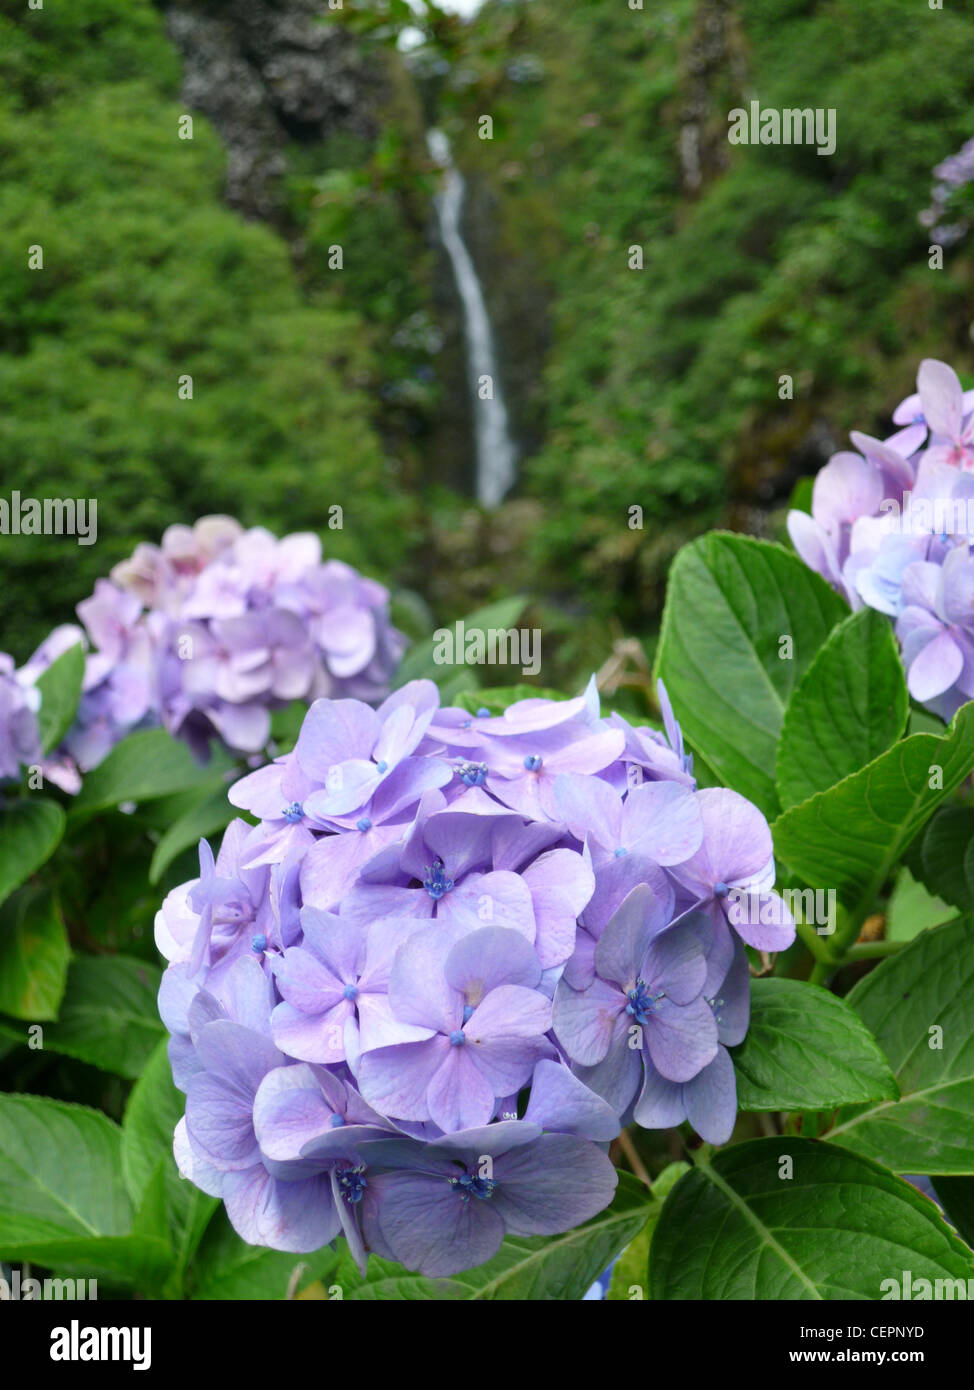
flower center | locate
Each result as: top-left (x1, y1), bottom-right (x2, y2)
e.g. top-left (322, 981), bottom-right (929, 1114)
top-left (450, 1173), bottom-right (496, 1202)
top-left (713, 881), bottom-right (730, 899)
top-left (343, 983), bottom-right (359, 1001)
top-left (457, 760), bottom-right (488, 787)
top-left (423, 857), bottom-right (454, 900)
top-left (356, 817), bottom-right (372, 832)
top-left (626, 978), bottom-right (665, 1025)
top-left (449, 1029), bottom-right (466, 1046)
top-left (282, 802), bottom-right (304, 823)
top-left (336, 1165), bottom-right (367, 1204)
top-left (523, 754), bottom-right (543, 772)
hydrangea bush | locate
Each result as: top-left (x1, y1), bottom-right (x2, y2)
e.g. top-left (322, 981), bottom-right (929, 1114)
top-left (2, 361), bottom-right (974, 1299)
top-left (2, 516), bottom-right (405, 792)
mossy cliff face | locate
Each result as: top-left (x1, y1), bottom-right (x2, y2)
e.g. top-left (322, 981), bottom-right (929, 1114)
top-left (160, 0), bottom-right (385, 221)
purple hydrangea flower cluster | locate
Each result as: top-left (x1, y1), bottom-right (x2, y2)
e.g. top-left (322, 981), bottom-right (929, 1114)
top-left (13, 517), bottom-right (405, 791)
top-left (919, 137), bottom-right (974, 248)
top-left (788, 359), bottom-right (974, 721)
top-left (156, 676), bottom-right (793, 1277)
top-left (0, 652), bottom-right (41, 782)
top-left (13, 619), bottom-right (155, 794)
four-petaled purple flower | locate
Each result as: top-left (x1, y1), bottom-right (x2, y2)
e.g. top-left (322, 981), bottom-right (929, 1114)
top-left (553, 884), bottom-right (718, 1115)
top-left (358, 926), bottom-right (555, 1133)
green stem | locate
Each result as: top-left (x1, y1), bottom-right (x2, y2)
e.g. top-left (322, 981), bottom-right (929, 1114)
top-left (797, 899), bottom-right (896, 981)
top-left (795, 918), bottom-right (836, 965)
top-left (843, 939), bottom-right (905, 961)
top-left (828, 885), bottom-right (889, 960)
top-left (809, 958), bottom-right (832, 987)
top-left (688, 1141), bottom-right (715, 1168)
top-left (807, 934), bottom-right (903, 985)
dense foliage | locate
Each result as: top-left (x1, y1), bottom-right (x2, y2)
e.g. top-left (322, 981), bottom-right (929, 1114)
top-left (0, 0), bottom-right (416, 661)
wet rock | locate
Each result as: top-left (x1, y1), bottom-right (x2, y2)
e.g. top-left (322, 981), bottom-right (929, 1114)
top-left (160, 0), bottom-right (385, 218)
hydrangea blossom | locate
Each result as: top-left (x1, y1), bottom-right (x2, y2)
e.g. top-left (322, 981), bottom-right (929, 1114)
top-left (157, 676), bottom-right (791, 1276)
top-left (919, 136), bottom-right (974, 248)
top-left (788, 358), bottom-right (974, 720)
top-left (13, 517), bottom-right (405, 790)
top-left (0, 653), bottom-right (41, 781)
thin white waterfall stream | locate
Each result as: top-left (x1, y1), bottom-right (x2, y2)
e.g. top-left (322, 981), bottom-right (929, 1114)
top-left (427, 128), bottom-right (517, 508)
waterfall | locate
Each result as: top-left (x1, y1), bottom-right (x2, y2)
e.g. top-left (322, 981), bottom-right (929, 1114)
top-left (427, 128), bottom-right (517, 508)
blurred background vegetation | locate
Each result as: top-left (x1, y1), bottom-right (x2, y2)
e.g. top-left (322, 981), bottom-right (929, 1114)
top-left (1, 0), bottom-right (973, 695)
